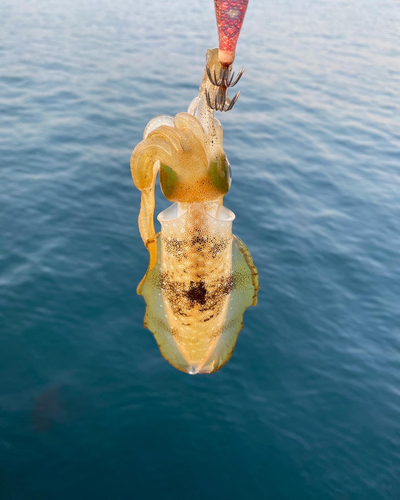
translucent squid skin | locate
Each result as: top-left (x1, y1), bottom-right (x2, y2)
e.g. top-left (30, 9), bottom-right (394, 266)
top-left (130, 49), bottom-right (258, 374)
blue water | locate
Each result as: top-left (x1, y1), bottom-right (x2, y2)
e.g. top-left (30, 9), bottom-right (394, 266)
top-left (1, 0), bottom-right (400, 498)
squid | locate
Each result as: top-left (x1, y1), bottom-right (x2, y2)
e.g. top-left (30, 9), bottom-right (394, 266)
top-left (130, 48), bottom-right (258, 374)
top-left (131, 4), bottom-right (257, 375)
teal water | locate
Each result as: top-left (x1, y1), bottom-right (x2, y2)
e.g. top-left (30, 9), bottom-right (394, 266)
top-left (1, 0), bottom-right (400, 498)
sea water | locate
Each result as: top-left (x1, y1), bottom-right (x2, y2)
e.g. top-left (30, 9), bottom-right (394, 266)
top-left (1, 0), bottom-right (399, 498)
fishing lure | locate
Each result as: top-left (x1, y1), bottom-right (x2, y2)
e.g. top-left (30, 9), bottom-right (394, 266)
top-left (206, 0), bottom-right (249, 111)
top-left (131, 48), bottom-right (258, 374)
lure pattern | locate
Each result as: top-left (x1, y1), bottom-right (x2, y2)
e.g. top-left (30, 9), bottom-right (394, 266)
top-left (214, 0), bottom-right (249, 55)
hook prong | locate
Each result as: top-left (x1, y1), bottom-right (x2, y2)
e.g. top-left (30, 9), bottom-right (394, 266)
top-left (229, 67), bottom-right (245, 87)
top-left (225, 91), bottom-right (241, 111)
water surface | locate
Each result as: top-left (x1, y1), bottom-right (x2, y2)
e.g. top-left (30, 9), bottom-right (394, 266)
top-left (1, 0), bottom-right (400, 498)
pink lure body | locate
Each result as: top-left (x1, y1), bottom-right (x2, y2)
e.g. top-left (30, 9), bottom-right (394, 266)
top-left (214, 0), bottom-right (249, 66)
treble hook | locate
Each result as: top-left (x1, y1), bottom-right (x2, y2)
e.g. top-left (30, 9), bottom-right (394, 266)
top-left (205, 87), bottom-right (241, 112)
top-left (205, 65), bottom-right (245, 112)
top-left (206, 65), bottom-right (245, 89)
